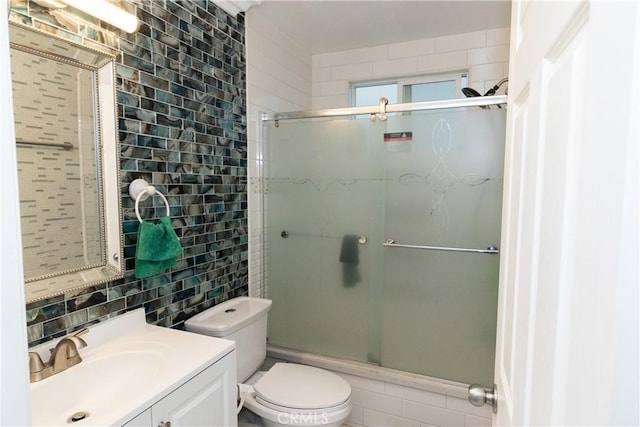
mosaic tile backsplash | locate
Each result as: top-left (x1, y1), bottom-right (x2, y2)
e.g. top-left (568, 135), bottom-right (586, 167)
top-left (11, 0), bottom-right (249, 347)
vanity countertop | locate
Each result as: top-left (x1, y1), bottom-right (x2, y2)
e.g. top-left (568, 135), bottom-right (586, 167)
top-left (29, 308), bottom-right (235, 426)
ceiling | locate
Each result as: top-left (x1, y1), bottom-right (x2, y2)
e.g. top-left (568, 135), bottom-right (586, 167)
top-left (253, 1), bottom-right (512, 54)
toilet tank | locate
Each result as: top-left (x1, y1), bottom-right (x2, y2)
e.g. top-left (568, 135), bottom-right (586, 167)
top-left (185, 297), bottom-right (272, 382)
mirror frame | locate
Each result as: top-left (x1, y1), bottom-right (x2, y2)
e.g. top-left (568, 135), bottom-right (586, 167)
top-left (9, 22), bottom-right (124, 303)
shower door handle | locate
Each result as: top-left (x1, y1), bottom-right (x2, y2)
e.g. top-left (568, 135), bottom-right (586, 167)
top-left (468, 384), bottom-right (498, 414)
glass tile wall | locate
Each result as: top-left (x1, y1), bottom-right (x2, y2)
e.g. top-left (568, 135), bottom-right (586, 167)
top-left (12, 0), bottom-right (249, 346)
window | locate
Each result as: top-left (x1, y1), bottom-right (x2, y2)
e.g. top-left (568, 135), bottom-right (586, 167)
top-left (353, 82), bottom-right (398, 108)
top-left (352, 73), bottom-right (467, 108)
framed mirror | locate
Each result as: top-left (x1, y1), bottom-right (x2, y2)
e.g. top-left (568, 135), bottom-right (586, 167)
top-left (9, 22), bottom-right (123, 303)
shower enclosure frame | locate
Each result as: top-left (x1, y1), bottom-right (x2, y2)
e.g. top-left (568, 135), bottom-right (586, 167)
top-left (260, 95), bottom-right (507, 122)
top-left (257, 94), bottom-right (507, 386)
top-left (258, 94), bottom-right (507, 299)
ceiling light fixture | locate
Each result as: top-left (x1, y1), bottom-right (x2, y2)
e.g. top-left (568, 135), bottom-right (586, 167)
top-left (33, 0), bottom-right (139, 33)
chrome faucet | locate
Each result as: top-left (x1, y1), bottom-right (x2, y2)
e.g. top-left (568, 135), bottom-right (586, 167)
top-left (28, 328), bottom-right (88, 383)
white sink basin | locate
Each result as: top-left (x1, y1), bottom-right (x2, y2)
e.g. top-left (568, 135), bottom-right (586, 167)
top-left (29, 309), bottom-right (235, 426)
top-left (32, 344), bottom-right (168, 425)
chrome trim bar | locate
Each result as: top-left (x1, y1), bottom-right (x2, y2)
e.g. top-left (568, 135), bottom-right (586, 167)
top-left (16, 140), bottom-right (73, 150)
top-left (383, 239), bottom-right (499, 254)
top-left (261, 95), bottom-right (507, 122)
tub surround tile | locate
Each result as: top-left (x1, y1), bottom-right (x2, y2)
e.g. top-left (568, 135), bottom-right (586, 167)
top-left (15, 0), bottom-right (248, 348)
top-left (346, 405), bottom-right (364, 426)
top-left (434, 31), bottom-right (486, 53)
top-left (464, 414), bottom-right (492, 427)
top-left (351, 389), bottom-right (403, 417)
top-left (486, 28), bottom-right (510, 47)
top-left (445, 396), bottom-right (492, 418)
top-left (268, 348), bottom-right (491, 427)
top-left (341, 372), bottom-right (387, 394)
top-left (387, 39), bottom-right (436, 60)
top-left (402, 400), bottom-right (466, 427)
top-left (363, 409), bottom-right (420, 427)
top-left (385, 383), bottom-right (447, 408)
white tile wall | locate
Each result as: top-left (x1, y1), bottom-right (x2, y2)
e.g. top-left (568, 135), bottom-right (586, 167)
top-left (434, 31), bottom-right (486, 53)
top-left (266, 350), bottom-right (492, 427)
top-left (340, 371), bottom-right (492, 427)
top-left (312, 27), bottom-right (510, 110)
top-left (246, 13), bottom-right (509, 425)
top-left (245, 7), bottom-right (313, 297)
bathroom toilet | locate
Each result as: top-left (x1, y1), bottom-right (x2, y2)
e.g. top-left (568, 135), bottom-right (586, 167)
top-left (185, 297), bottom-right (352, 427)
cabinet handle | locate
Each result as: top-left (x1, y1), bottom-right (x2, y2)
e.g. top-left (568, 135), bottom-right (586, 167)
top-left (158, 422), bottom-right (171, 427)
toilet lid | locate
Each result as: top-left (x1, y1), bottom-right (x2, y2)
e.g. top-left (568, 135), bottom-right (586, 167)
top-left (253, 363), bottom-right (351, 410)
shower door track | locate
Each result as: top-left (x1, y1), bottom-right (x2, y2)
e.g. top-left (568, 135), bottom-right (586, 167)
top-left (260, 95), bottom-right (507, 122)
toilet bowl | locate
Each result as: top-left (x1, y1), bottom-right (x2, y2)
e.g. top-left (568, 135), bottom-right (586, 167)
top-left (185, 297), bottom-right (352, 427)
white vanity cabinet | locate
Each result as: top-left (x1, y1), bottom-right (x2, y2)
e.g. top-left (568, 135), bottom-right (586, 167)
top-left (29, 309), bottom-right (238, 427)
top-left (123, 351), bottom-right (237, 427)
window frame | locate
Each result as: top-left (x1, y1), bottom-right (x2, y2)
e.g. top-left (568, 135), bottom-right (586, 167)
top-left (351, 72), bottom-right (468, 108)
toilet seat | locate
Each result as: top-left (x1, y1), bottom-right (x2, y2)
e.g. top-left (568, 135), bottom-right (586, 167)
top-left (253, 363), bottom-right (351, 411)
top-left (241, 363), bottom-right (352, 427)
top-left (242, 392), bottom-right (352, 427)
top-left (255, 395), bottom-right (352, 415)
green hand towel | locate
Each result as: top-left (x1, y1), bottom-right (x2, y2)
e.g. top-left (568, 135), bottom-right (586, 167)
top-left (135, 216), bottom-right (182, 279)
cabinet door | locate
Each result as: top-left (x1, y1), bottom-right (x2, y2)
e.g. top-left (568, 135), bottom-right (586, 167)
top-left (123, 408), bottom-right (152, 426)
top-left (152, 352), bottom-right (237, 427)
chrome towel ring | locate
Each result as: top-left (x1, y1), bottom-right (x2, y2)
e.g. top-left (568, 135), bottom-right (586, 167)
top-left (128, 178), bottom-right (170, 223)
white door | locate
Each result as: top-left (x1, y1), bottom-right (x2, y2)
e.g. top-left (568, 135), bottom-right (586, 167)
top-left (495, 1), bottom-right (639, 425)
top-left (0, 1), bottom-right (31, 425)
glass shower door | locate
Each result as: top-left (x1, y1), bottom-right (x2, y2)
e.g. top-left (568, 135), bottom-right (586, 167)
top-left (264, 118), bottom-right (382, 363)
top-left (262, 104), bottom-right (506, 386)
top-left (378, 108), bottom-right (505, 385)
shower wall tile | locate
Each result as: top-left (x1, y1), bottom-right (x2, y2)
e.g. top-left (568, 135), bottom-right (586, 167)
top-left (466, 62), bottom-right (505, 83)
top-left (464, 414), bottom-right (492, 427)
top-left (351, 389), bottom-right (403, 417)
top-left (401, 400), bottom-right (466, 427)
top-left (341, 372), bottom-right (387, 394)
top-left (312, 67), bottom-right (332, 84)
top-left (486, 28), bottom-right (511, 47)
top-left (347, 405), bottom-right (365, 426)
top-left (417, 50), bottom-right (468, 74)
top-left (245, 5), bottom-right (313, 296)
top-left (385, 383), bottom-right (446, 408)
top-left (312, 27), bottom-right (510, 110)
top-left (373, 57), bottom-right (419, 78)
top-left (339, 374), bottom-right (491, 427)
top-left (387, 38), bottom-right (436, 60)
top-left (362, 409), bottom-right (420, 427)
top-left (467, 45), bottom-right (510, 66)
top-left (318, 80), bottom-right (350, 97)
top-left (330, 63), bottom-right (374, 81)
top-left (14, 0), bottom-right (248, 347)
top-left (445, 396), bottom-right (492, 418)
top-left (314, 45), bottom-right (389, 68)
top-left (434, 30), bottom-right (486, 53)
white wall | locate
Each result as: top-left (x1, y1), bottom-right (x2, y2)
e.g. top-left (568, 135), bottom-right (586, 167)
top-left (312, 28), bottom-right (510, 109)
top-left (245, 6), bottom-right (313, 297)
